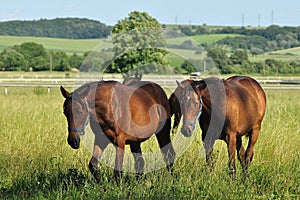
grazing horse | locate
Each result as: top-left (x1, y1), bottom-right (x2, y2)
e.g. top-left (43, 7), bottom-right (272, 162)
top-left (60, 80), bottom-right (176, 181)
top-left (172, 76), bottom-right (266, 177)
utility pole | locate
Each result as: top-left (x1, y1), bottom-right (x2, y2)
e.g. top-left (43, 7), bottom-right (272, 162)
top-left (49, 51), bottom-right (53, 72)
top-left (242, 14), bottom-right (244, 27)
top-left (271, 10), bottom-right (274, 25)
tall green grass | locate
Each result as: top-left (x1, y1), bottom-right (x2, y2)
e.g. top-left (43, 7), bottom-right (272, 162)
top-left (0, 88), bottom-right (299, 199)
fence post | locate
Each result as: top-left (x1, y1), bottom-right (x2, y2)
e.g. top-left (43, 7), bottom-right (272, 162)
top-left (48, 87), bottom-right (50, 93)
top-left (5, 85), bottom-right (8, 95)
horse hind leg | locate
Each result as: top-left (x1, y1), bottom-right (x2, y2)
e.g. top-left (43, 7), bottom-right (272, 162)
top-left (130, 142), bottom-right (145, 178)
top-left (155, 118), bottom-right (176, 173)
top-left (245, 127), bottom-right (260, 177)
top-left (236, 136), bottom-right (246, 176)
top-left (226, 133), bottom-right (237, 178)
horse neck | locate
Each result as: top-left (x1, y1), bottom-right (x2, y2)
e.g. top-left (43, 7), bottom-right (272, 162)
top-left (200, 88), bottom-right (214, 115)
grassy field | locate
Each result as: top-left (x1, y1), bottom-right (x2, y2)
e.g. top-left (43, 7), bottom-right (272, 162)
top-left (0, 85), bottom-right (299, 199)
top-left (249, 47), bottom-right (300, 63)
top-left (249, 47), bottom-right (300, 62)
top-left (167, 34), bottom-right (240, 45)
top-left (0, 36), bottom-right (112, 54)
top-left (0, 34), bottom-right (238, 54)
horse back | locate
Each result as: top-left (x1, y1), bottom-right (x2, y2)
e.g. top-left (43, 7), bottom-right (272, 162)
top-left (129, 81), bottom-right (170, 116)
top-left (227, 76), bottom-right (266, 116)
top-left (225, 76), bottom-right (266, 134)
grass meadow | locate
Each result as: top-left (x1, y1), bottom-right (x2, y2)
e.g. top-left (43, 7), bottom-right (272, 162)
top-left (0, 36), bottom-right (112, 54)
top-left (1, 35), bottom-right (300, 65)
top-left (0, 87), bottom-right (299, 199)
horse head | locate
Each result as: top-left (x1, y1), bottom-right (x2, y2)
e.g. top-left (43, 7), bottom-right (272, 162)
top-left (60, 85), bottom-right (90, 149)
top-left (176, 80), bottom-right (204, 137)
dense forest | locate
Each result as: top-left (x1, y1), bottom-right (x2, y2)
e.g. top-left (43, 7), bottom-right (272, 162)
top-left (0, 18), bottom-right (111, 39)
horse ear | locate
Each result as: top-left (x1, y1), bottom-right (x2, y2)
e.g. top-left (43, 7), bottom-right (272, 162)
top-left (60, 86), bottom-right (69, 98)
top-left (197, 80), bottom-right (207, 91)
top-left (176, 80), bottom-right (184, 88)
top-left (77, 85), bottom-right (90, 98)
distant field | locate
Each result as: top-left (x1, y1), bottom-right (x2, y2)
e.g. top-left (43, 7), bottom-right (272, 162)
top-left (167, 34), bottom-right (240, 45)
top-left (0, 34), bottom-right (240, 54)
top-left (0, 36), bottom-right (112, 54)
top-left (249, 47), bottom-right (300, 62)
top-left (190, 34), bottom-right (241, 44)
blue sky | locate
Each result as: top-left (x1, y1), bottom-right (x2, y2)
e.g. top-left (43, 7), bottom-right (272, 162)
top-left (0, 0), bottom-right (299, 26)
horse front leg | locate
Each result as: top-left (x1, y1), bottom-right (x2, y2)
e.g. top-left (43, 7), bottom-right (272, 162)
top-left (202, 131), bottom-right (215, 169)
top-left (88, 122), bottom-right (109, 182)
top-left (89, 147), bottom-right (103, 182)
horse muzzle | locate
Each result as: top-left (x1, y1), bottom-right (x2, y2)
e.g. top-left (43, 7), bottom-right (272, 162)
top-left (181, 126), bottom-right (193, 137)
top-left (68, 135), bottom-right (81, 149)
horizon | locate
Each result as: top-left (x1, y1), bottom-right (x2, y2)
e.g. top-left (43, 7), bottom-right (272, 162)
top-left (0, 16), bottom-right (299, 28)
top-left (1, 0), bottom-right (299, 27)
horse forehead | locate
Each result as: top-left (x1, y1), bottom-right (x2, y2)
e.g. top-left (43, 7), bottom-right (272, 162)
top-left (65, 95), bottom-right (84, 109)
top-left (184, 86), bottom-right (196, 97)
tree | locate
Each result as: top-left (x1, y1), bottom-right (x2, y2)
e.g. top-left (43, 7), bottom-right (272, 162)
top-left (230, 50), bottom-right (249, 65)
top-left (0, 18), bottom-right (111, 39)
top-left (110, 11), bottom-right (168, 78)
top-left (52, 52), bottom-right (69, 71)
top-left (12, 42), bottom-right (48, 71)
top-left (69, 53), bottom-right (84, 69)
top-left (207, 47), bottom-right (231, 73)
top-left (0, 49), bottom-right (27, 71)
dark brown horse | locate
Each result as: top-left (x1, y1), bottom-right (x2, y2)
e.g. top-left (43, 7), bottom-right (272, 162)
top-left (60, 80), bottom-right (175, 181)
top-left (171, 76), bottom-right (266, 177)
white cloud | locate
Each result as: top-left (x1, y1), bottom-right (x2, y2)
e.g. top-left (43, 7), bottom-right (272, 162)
top-left (63, 3), bottom-right (77, 11)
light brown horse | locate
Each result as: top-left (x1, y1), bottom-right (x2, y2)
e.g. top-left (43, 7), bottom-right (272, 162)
top-left (172, 76), bottom-right (266, 177)
top-left (60, 80), bottom-right (175, 181)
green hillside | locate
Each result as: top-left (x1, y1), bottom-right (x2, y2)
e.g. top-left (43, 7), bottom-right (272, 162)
top-left (0, 34), bottom-right (238, 54)
top-left (0, 35), bottom-right (112, 54)
top-left (167, 34), bottom-right (240, 45)
top-left (249, 47), bottom-right (300, 62)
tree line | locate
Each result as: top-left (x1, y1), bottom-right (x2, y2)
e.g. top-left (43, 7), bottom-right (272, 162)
top-left (0, 18), bottom-right (111, 39)
top-left (0, 42), bottom-right (84, 71)
top-left (205, 48), bottom-right (300, 75)
top-left (174, 25), bottom-right (300, 54)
